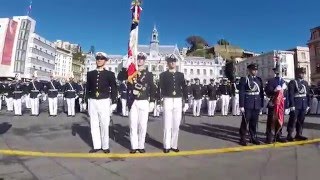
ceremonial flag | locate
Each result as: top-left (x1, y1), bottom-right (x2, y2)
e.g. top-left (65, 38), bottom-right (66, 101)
top-left (125, 0), bottom-right (143, 84)
top-left (273, 90), bottom-right (285, 127)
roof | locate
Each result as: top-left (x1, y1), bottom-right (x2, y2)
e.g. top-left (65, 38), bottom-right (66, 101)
top-left (138, 45), bottom-right (178, 55)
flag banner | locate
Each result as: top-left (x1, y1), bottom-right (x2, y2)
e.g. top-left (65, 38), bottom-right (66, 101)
top-left (273, 90), bottom-right (285, 127)
top-left (2, 20), bottom-right (18, 65)
top-left (125, 0), bottom-right (143, 84)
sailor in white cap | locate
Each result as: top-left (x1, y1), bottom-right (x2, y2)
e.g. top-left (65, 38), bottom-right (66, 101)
top-left (63, 73), bottom-right (78, 117)
top-left (12, 73), bottom-right (23, 116)
top-left (159, 54), bottom-right (189, 153)
top-left (127, 52), bottom-right (156, 154)
top-left (28, 71), bottom-right (43, 116)
top-left (231, 77), bottom-right (241, 116)
top-left (86, 52), bottom-right (118, 153)
top-left (46, 72), bottom-right (61, 116)
top-left (219, 77), bottom-right (231, 116)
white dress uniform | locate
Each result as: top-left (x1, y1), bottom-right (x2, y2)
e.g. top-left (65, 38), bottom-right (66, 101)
top-left (219, 80), bottom-right (231, 116)
top-left (206, 81), bottom-right (219, 116)
top-left (64, 81), bottom-right (77, 117)
top-left (127, 68), bottom-right (155, 153)
top-left (231, 81), bottom-right (240, 116)
top-left (5, 84), bottom-right (14, 112)
top-left (29, 80), bottom-right (42, 116)
top-left (119, 82), bottom-right (129, 116)
top-left (159, 56), bottom-right (188, 153)
top-left (47, 79), bottom-right (61, 116)
top-left (191, 81), bottom-right (203, 117)
top-left (0, 82), bottom-right (4, 111)
top-left (310, 96), bottom-right (318, 114)
top-left (12, 82), bottom-right (23, 116)
top-left (86, 54), bottom-right (117, 153)
top-left (78, 83), bottom-right (86, 112)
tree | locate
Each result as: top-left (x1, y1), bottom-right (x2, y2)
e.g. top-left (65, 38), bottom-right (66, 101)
top-left (217, 39), bottom-right (230, 46)
top-left (186, 36), bottom-right (208, 52)
top-left (225, 58), bottom-right (236, 82)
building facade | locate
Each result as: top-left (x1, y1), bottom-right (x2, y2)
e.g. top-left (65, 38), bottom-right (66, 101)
top-left (287, 46), bottom-right (311, 84)
top-left (182, 56), bottom-right (225, 84)
top-left (0, 16), bottom-right (55, 80)
top-left (235, 50), bottom-right (295, 83)
top-left (307, 26), bottom-right (320, 85)
top-left (55, 47), bottom-right (73, 80)
top-left (54, 40), bottom-right (81, 53)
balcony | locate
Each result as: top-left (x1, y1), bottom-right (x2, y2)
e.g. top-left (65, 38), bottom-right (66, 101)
top-left (30, 57), bottom-right (55, 70)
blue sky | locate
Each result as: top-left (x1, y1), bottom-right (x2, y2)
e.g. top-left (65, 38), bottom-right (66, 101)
top-left (0, 0), bottom-right (319, 55)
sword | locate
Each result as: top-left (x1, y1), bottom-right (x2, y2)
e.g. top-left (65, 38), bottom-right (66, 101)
top-left (110, 117), bottom-right (116, 142)
top-left (182, 111), bottom-right (186, 124)
top-left (241, 111), bottom-right (253, 142)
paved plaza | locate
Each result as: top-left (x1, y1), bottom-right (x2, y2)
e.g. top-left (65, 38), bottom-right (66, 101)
top-left (0, 108), bottom-right (320, 180)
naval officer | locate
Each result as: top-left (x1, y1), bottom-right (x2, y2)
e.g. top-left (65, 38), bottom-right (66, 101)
top-left (287, 67), bottom-right (310, 141)
top-left (239, 63), bottom-right (264, 146)
top-left (86, 52), bottom-right (117, 153)
top-left (159, 54), bottom-right (188, 153)
top-left (127, 52), bottom-right (156, 154)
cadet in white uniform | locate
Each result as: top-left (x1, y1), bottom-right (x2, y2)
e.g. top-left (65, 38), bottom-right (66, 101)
top-left (127, 52), bottom-right (155, 154)
top-left (231, 77), bottom-right (241, 116)
top-left (159, 54), bottom-right (188, 153)
top-left (86, 52), bottom-right (117, 153)
top-left (29, 71), bottom-right (42, 116)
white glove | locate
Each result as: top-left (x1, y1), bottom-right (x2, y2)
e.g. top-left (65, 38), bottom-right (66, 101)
top-left (149, 102), bottom-right (155, 112)
top-left (306, 107), bottom-right (310, 114)
top-left (240, 107), bottom-right (245, 113)
top-left (111, 104), bottom-right (117, 111)
top-left (183, 103), bottom-right (189, 112)
top-left (290, 107), bottom-right (295, 112)
top-left (274, 85), bottom-right (282, 92)
top-left (282, 83), bottom-right (287, 90)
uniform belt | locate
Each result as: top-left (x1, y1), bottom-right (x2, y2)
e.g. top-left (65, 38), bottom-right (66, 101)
top-left (67, 90), bottom-right (75, 92)
top-left (13, 91), bottom-right (22, 93)
top-left (245, 92), bottom-right (260, 95)
top-left (49, 89), bottom-right (57, 91)
top-left (294, 94), bottom-right (306, 97)
top-left (31, 90), bottom-right (39, 92)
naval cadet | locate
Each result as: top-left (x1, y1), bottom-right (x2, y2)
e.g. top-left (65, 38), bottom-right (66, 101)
top-left (77, 80), bottom-right (86, 113)
top-left (28, 71), bottom-right (43, 116)
top-left (265, 66), bottom-right (288, 143)
top-left (207, 79), bottom-right (220, 116)
top-left (219, 78), bottom-right (232, 116)
top-left (0, 81), bottom-right (5, 111)
top-left (231, 77), bottom-right (241, 116)
top-left (12, 74), bottom-right (24, 116)
top-left (159, 54), bottom-right (188, 153)
top-left (63, 74), bottom-right (78, 117)
top-left (239, 63), bottom-right (264, 146)
top-left (5, 80), bottom-right (14, 112)
top-left (127, 52), bottom-right (156, 154)
top-left (46, 73), bottom-right (61, 116)
top-left (287, 67), bottom-right (310, 141)
top-left (86, 52), bottom-right (117, 153)
top-left (191, 78), bottom-right (203, 117)
top-left (119, 80), bottom-right (129, 117)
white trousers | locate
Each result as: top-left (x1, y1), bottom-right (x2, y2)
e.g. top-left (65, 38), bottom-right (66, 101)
top-left (193, 99), bottom-right (202, 116)
top-left (6, 97), bottom-right (13, 111)
top-left (129, 100), bottom-right (149, 149)
top-left (232, 94), bottom-right (240, 115)
top-left (317, 100), bottom-right (320, 115)
top-left (310, 98), bottom-right (318, 114)
top-left (0, 97), bottom-right (2, 111)
top-left (30, 98), bottom-right (39, 115)
top-left (221, 95), bottom-right (230, 115)
top-left (13, 99), bottom-right (22, 115)
top-left (89, 98), bottom-right (111, 150)
top-left (121, 98), bottom-right (128, 116)
top-left (66, 98), bottom-right (75, 116)
top-left (78, 98), bottom-right (86, 112)
top-left (207, 100), bottom-right (217, 116)
top-left (163, 97), bottom-right (182, 149)
top-left (153, 101), bottom-right (161, 117)
top-left (25, 94), bottom-right (31, 109)
top-left (48, 97), bottom-right (58, 115)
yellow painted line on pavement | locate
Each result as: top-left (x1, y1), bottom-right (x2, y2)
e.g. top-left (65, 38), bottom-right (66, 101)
top-left (0, 138), bottom-right (320, 159)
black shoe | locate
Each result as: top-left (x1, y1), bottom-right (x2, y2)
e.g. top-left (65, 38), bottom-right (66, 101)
top-left (102, 149), bottom-right (110, 154)
top-left (89, 149), bottom-right (100, 153)
top-left (171, 148), bottom-right (179, 153)
top-left (163, 149), bottom-right (170, 153)
top-left (295, 135), bottom-right (308, 141)
top-left (275, 136), bottom-right (287, 143)
top-left (130, 149), bottom-right (137, 154)
top-left (287, 134), bottom-right (294, 142)
top-left (239, 138), bottom-right (247, 146)
top-left (265, 136), bottom-right (273, 144)
top-left (138, 149), bottom-right (146, 153)
top-left (251, 139), bottom-right (261, 145)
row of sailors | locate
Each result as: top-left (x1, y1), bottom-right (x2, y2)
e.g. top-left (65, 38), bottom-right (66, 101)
top-left (0, 74), bottom-right (86, 116)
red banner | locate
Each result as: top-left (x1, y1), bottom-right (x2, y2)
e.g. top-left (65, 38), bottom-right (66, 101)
top-left (1, 20), bottom-right (18, 65)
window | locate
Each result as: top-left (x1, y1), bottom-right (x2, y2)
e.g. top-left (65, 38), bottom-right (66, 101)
top-left (33, 66), bottom-right (35, 69)
top-left (301, 52), bottom-right (306, 59)
top-left (197, 69), bottom-right (200, 75)
top-left (184, 69), bottom-right (187, 74)
top-left (210, 69), bottom-right (213, 75)
top-left (109, 67), bottom-right (112, 71)
top-left (203, 79), bottom-right (207, 84)
top-left (315, 47), bottom-right (320, 56)
top-left (190, 69), bottom-right (194, 75)
top-left (203, 69), bottom-right (206, 75)
top-left (39, 67), bottom-right (42, 70)
top-left (152, 65), bottom-right (156, 71)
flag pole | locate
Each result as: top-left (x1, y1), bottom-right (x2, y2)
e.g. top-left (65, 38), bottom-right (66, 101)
top-left (27, 0), bottom-right (33, 16)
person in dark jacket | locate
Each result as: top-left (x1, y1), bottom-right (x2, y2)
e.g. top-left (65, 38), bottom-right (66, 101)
top-left (63, 74), bottom-right (78, 117)
top-left (46, 73), bottom-right (61, 116)
top-left (207, 79), bottom-right (220, 116)
top-left (28, 71), bottom-right (43, 116)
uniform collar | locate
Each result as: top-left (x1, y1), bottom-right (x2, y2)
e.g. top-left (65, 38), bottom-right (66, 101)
top-left (168, 69), bottom-right (176, 73)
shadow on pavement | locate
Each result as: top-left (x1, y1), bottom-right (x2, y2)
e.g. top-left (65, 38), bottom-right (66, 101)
top-left (303, 122), bottom-right (320, 130)
top-left (110, 124), bottom-right (131, 150)
top-left (71, 123), bottom-right (93, 148)
top-left (180, 123), bottom-right (265, 144)
top-left (0, 122), bottom-right (12, 135)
